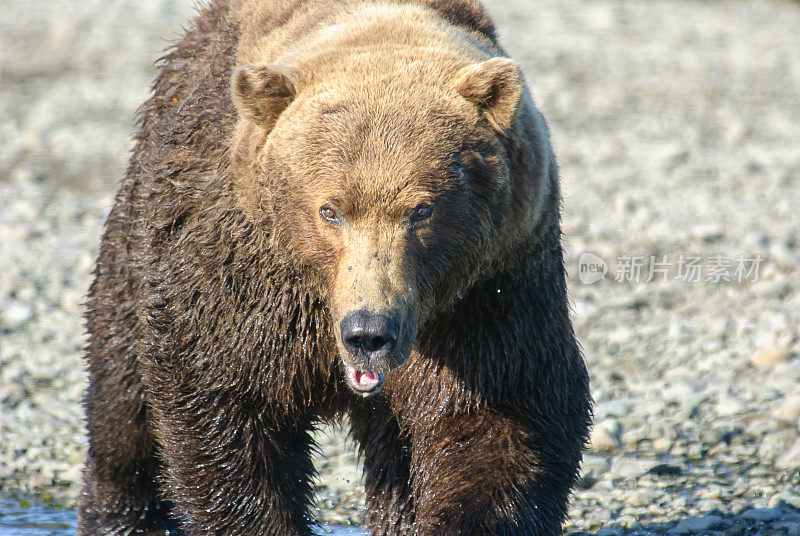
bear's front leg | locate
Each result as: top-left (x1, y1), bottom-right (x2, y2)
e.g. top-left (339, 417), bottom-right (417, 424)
top-left (142, 369), bottom-right (318, 536)
top-left (350, 402), bottom-right (416, 536)
top-left (409, 410), bottom-right (583, 535)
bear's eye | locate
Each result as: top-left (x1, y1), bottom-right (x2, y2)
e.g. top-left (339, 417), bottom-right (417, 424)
top-left (319, 205), bottom-right (340, 225)
top-left (410, 204), bottom-right (433, 223)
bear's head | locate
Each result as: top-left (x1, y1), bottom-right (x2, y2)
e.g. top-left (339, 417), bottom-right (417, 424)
top-left (231, 53), bottom-right (546, 396)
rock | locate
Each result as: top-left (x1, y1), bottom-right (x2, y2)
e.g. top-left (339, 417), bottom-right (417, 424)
top-left (2, 302), bottom-right (35, 328)
top-left (595, 528), bottom-right (622, 536)
top-left (614, 515), bottom-right (640, 530)
top-left (589, 421), bottom-right (621, 451)
top-left (691, 223), bottom-right (724, 243)
top-left (750, 349), bottom-right (791, 370)
top-left (750, 279), bottom-right (792, 300)
top-left (775, 440), bottom-right (800, 469)
top-left (774, 396), bottom-right (800, 422)
top-left (744, 417), bottom-right (779, 438)
top-left (770, 493), bottom-right (800, 511)
top-left (740, 508), bottom-right (784, 522)
top-left (652, 437), bottom-right (673, 454)
top-left (621, 426), bottom-right (647, 446)
top-left (647, 463), bottom-right (683, 477)
top-left (609, 457), bottom-right (657, 481)
top-left (671, 515), bottom-right (723, 534)
top-left (594, 401), bottom-right (630, 420)
top-left (696, 499), bottom-right (726, 513)
top-left (581, 454), bottom-right (611, 481)
top-left (716, 397), bottom-right (746, 417)
top-left (625, 489), bottom-right (660, 507)
top-left (722, 521), bottom-right (747, 536)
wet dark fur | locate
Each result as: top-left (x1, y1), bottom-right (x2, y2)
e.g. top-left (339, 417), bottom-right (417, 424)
top-left (78, 0), bottom-right (592, 534)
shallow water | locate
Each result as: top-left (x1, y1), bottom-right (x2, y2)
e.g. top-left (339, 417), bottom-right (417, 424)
top-left (0, 497), bottom-right (73, 536)
top-left (0, 496), bottom-right (365, 535)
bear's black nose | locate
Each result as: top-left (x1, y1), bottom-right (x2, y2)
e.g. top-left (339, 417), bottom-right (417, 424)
top-left (340, 311), bottom-right (398, 362)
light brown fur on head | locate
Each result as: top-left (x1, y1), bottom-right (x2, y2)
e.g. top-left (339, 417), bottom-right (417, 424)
top-left (230, 0), bottom-right (555, 374)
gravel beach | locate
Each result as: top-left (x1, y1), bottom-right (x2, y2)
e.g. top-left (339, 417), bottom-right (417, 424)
top-left (1, 0), bottom-right (799, 534)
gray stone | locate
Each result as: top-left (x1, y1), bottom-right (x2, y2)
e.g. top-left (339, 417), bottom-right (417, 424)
top-left (769, 493), bottom-right (800, 510)
top-left (594, 401), bottom-right (631, 420)
top-left (596, 528), bottom-right (623, 536)
top-left (740, 508), bottom-right (784, 522)
top-left (672, 515), bottom-right (723, 534)
top-left (581, 454), bottom-right (611, 480)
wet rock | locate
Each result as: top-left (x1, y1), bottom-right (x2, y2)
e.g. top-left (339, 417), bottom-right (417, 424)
top-left (596, 527), bottom-right (623, 536)
top-left (647, 463), bottom-right (683, 477)
top-left (769, 494), bottom-right (800, 511)
top-left (740, 508), bottom-right (784, 522)
top-left (671, 515), bottom-right (723, 534)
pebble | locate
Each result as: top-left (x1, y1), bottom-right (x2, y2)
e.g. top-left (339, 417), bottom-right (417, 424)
top-left (610, 457), bottom-right (657, 481)
top-left (2, 302), bottom-right (35, 328)
top-left (750, 349), bottom-right (791, 370)
top-left (716, 397), bottom-right (747, 417)
top-left (774, 396), bottom-right (800, 422)
top-left (775, 440), bottom-right (800, 470)
top-left (590, 422), bottom-right (621, 451)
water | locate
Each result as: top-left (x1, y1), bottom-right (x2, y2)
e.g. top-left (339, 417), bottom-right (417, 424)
top-left (0, 497), bottom-right (73, 536)
top-left (0, 497), bottom-right (365, 535)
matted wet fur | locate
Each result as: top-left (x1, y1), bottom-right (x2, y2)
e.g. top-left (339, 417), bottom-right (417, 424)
top-left (78, 0), bottom-right (592, 534)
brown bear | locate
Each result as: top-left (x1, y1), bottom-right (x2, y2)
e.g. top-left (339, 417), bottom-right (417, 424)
top-left (77, 0), bottom-right (592, 534)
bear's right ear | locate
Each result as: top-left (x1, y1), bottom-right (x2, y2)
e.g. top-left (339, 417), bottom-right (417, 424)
top-left (453, 57), bottom-right (523, 133)
top-left (231, 63), bottom-right (297, 131)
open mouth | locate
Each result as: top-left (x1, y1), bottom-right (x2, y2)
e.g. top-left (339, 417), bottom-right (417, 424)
top-left (344, 364), bottom-right (384, 395)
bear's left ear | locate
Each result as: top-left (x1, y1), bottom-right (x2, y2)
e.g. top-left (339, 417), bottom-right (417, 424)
top-left (453, 57), bottom-right (523, 133)
top-left (231, 63), bottom-right (297, 132)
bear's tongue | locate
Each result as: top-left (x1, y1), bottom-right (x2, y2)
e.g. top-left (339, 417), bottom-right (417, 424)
top-left (349, 368), bottom-right (382, 392)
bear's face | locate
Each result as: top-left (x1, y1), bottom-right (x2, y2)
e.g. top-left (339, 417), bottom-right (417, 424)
top-left (232, 58), bottom-right (525, 395)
